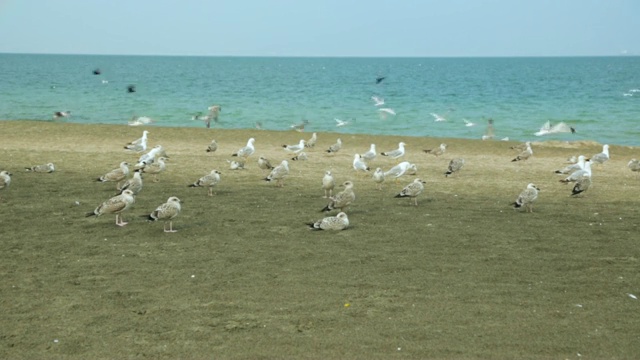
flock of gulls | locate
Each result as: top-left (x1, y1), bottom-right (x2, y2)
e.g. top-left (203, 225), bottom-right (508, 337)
top-left (0, 126), bottom-right (638, 231)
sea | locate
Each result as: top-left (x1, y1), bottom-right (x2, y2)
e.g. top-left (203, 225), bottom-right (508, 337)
top-left (1, 54), bottom-right (639, 146)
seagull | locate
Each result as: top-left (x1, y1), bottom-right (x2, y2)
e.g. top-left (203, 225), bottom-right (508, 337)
top-left (264, 160), bottom-right (289, 187)
top-left (424, 143), bottom-right (447, 156)
top-left (372, 167), bottom-right (385, 190)
top-left (124, 130), bottom-right (149, 153)
top-left (308, 212), bottom-right (349, 231)
top-left (321, 181), bottom-right (355, 213)
top-left (92, 68), bottom-right (101, 75)
top-left (322, 171), bottom-right (336, 198)
top-left (555, 155), bottom-right (586, 174)
top-left (445, 158), bottom-right (465, 177)
top-left (189, 170), bottom-right (221, 196)
top-left (128, 116), bottom-right (153, 126)
top-left (258, 156), bottom-right (274, 173)
top-left (0, 170), bottom-right (12, 202)
top-left (290, 119), bottom-right (309, 132)
top-left (232, 138), bottom-right (256, 158)
top-left (371, 96), bottom-right (385, 106)
top-left (25, 163), bottom-right (55, 173)
top-left (146, 196), bottom-right (182, 232)
top-left (628, 159), bottom-right (640, 175)
top-left (97, 161), bottom-right (130, 187)
top-left (206, 140), bottom-right (218, 153)
top-left (305, 132), bottom-right (317, 148)
top-left (353, 154), bottom-right (370, 174)
top-left (431, 113), bottom-right (447, 122)
top-left (588, 144), bottom-right (610, 165)
top-left (560, 160), bottom-right (592, 184)
top-left (127, 85), bottom-right (136, 93)
top-left (136, 145), bottom-right (164, 168)
top-left (375, 76), bottom-right (386, 84)
top-left (395, 178), bottom-right (427, 206)
top-left (384, 161), bottom-right (412, 180)
top-left (511, 142), bottom-right (533, 162)
top-left (226, 160), bottom-right (245, 170)
top-left (282, 139), bottom-right (306, 154)
top-left (204, 105), bottom-right (221, 128)
top-left (378, 108), bottom-right (396, 118)
top-left (463, 119), bottom-right (476, 127)
top-left (291, 152), bottom-right (308, 161)
top-left (118, 169), bottom-right (143, 196)
top-left (326, 138), bottom-right (342, 154)
top-left (335, 118), bottom-right (353, 127)
top-left (140, 157), bottom-right (167, 182)
top-left (53, 111), bottom-right (71, 119)
top-left (381, 142), bottom-right (405, 159)
top-left (534, 121), bottom-right (576, 136)
top-left (86, 189), bottom-right (135, 227)
top-left (361, 144), bottom-right (377, 162)
top-left (513, 183), bottom-right (540, 213)
top-left (571, 173), bottom-right (592, 197)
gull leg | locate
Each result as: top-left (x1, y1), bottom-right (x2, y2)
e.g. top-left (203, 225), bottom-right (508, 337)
top-left (208, 187), bottom-right (213, 197)
top-left (164, 221), bottom-right (177, 233)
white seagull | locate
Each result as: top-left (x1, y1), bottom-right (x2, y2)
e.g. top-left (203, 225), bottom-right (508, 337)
top-left (381, 142), bottom-right (406, 159)
top-left (534, 121), bottom-right (576, 136)
top-left (232, 138), bottom-right (256, 158)
top-left (282, 139), bottom-right (306, 154)
top-left (371, 96), bottom-right (385, 107)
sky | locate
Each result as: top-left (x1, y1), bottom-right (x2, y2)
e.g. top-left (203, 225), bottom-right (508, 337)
top-left (0, 0), bottom-right (637, 57)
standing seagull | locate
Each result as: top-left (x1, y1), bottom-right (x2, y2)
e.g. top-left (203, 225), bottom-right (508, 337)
top-left (322, 170), bottom-right (336, 198)
top-left (0, 170), bottom-right (12, 202)
top-left (511, 142), bottom-right (533, 162)
top-left (257, 156), bottom-right (274, 173)
top-left (560, 160), bottom-right (592, 184)
top-left (146, 196), bottom-right (182, 233)
top-left (353, 154), bottom-right (370, 174)
top-left (326, 138), bottom-right (342, 154)
top-left (589, 144), bottom-right (610, 165)
top-left (372, 167), bottom-right (385, 190)
top-left (125, 130), bottom-right (149, 153)
top-left (264, 160), bottom-right (290, 187)
top-left (86, 189), bottom-right (135, 227)
top-left (282, 139), bottom-right (306, 154)
top-left (361, 144), bottom-right (377, 162)
top-left (628, 159), bottom-right (640, 176)
top-left (571, 173), bottom-right (592, 196)
top-left (321, 181), bottom-right (355, 213)
top-left (384, 161), bottom-right (412, 181)
top-left (118, 170), bottom-right (143, 195)
top-left (308, 212), bottom-right (349, 231)
top-left (140, 157), bottom-right (167, 182)
top-left (206, 105), bottom-right (221, 128)
top-left (424, 143), bottom-right (447, 156)
top-left (189, 169), bottom-right (221, 196)
top-left (232, 138), bottom-right (256, 158)
top-left (381, 142), bottom-right (406, 159)
top-left (445, 158), bottom-right (465, 177)
top-left (395, 178), bottom-right (427, 206)
top-left (97, 161), bottom-right (130, 188)
top-left (306, 133), bottom-right (317, 148)
top-left (513, 183), bottom-right (540, 213)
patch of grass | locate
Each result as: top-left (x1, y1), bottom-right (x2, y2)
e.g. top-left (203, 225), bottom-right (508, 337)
top-left (1, 120), bottom-right (639, 359)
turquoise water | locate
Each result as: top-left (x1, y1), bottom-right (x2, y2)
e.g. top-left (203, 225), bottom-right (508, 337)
top-left (1, 54), bottom-right (639, 145)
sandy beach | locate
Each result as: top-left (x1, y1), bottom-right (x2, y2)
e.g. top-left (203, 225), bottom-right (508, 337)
top-left (1, 120), bottom-right (638, 359)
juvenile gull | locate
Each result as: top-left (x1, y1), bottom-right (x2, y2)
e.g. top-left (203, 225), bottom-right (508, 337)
top-left (353, 154), bottom-right (370, 174)
top-left (308, 212), bottom-right (349, 231)
top-left (381, 142), bottom-right (405, 159)
top-left (141, 157), bottom-right (167, 182)
top-left (206, 140), bottom-right (218, 153)
top-left (257, 156), bottom-right (274, 172)
top-left (118, 170), bottom-right (143, 195)
top-left (588, 144), bottom-right (610, 165)
top-left (283, 139), bottom-right (306, 154)
top-left (146, 196), bottom-right (182, 232)
top-left (305, 133), bottom-right (317, 148)
top-left (326, 138), bottom-right (342, 154)
top-left (97, 161), bottom-right (130, 187)
top-left (361, 144), bottom-right (377, 162)
top-left (264, 160), bottom-right (289, 187)
top-left (291, 152), bottom-right (308, 161)
top-left (395, 178), bottom-right (427, 206)
top-left (86, 189), bottom-right (135, 226)
top-left (372, 167), bottom-right (385, 190)
top-left (571, 173), bottom-right (592, 196)
top-left (512, 183), bottom-right (540, 213)
top-left (0, 170), bottom-right (12, 202)
top-left (424, 143), bottom-right (447, 156)
top-left (445, 158), bottom-right (465, 177)
top-left (321, 181), bottom-right (355, 213)
top-left (511, 142), bottom-right (533, 162)
top-left (189, 169), bottom-right (221, 196)
top-left (25, 162), bottom-right (55, 173)
top-left (322, 171), bottom-right (336, 198)
top-left (232, 138), bottom-right (256, 158)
